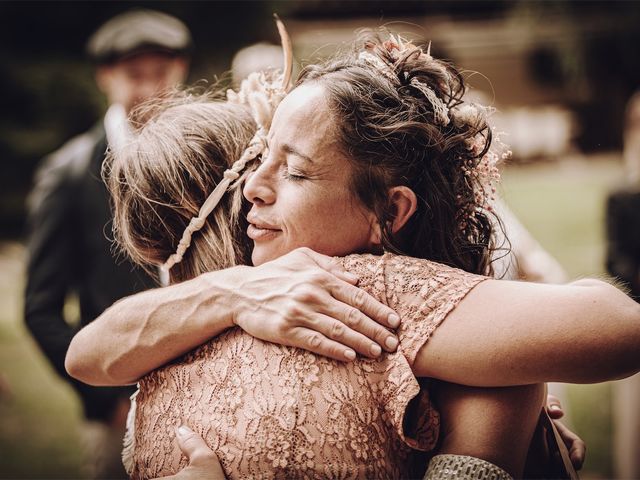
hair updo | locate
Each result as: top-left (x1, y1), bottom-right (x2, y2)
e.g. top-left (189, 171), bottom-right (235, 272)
top-left (297, 31), bottom-right (504, 275)
top-left (104, 91), bottom-right (257, 284)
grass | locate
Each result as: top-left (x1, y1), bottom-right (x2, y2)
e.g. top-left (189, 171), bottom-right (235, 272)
top-left (0, 243), bottom-right (85, 479)
top-left (0, 154), bottom-right (631, 478)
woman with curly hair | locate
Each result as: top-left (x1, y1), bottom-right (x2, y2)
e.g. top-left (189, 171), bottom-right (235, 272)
top-left (68, 32), bottom-right (639, 479)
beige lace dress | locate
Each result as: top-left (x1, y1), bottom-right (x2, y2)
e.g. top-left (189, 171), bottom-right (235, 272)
top-left (125, 253), bottom-right (486, 479)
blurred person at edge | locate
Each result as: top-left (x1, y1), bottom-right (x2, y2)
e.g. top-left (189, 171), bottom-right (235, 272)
top-left (231, 42), bottom-right (285, 87)
top-left (606, 91), bottom-right (640, 479)
top-left (23, 10), bottom-right (191, 479)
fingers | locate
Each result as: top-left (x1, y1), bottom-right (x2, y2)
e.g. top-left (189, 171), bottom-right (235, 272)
top-left (175, 425), bottom-right (216, 464)
top-left (545, 393), bottom-right (564, 419)
top-left (298, 248), bottom-right (359, 285)
top-left (330, 282), bottom-right (400, 332)
top-left (306, 313), bottom-right (387, 359)
top-left (246, 248), bottom-right (400, 362)
top-left (327, 302), bottom-right (398, 356)
top-left (328, 282), bottom-right (399, 348)
top-left (552, 419), bottom-right (586, 470)
top-left (289, 327), bottom-right (359, 361)
top-left (175, 425), bottom-right (226, 479)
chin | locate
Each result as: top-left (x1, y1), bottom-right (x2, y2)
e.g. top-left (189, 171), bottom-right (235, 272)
top-left (251, 248), bottom-right (277, 267)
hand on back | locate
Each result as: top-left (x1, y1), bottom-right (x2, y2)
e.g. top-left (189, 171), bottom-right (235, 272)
top-left (232, 247), bottom-right (400, 361)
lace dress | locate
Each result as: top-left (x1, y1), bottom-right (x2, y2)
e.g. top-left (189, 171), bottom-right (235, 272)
top-left (126, 253), bottom-right (486, 479)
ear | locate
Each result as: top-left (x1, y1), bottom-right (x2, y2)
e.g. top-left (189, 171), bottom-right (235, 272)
top-left (174, 57), bottom-right (190, 80)
top-left (388, 186), bottom-right (417, 233)
top-left (95, 65), bottom-right (112, 96)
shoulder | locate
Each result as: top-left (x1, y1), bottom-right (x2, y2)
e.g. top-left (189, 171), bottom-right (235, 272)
top-left (39, 125), bottom-right (103, 179)
top-left (378, 253), bottom-right (487, 315)
top-left (339, 252), bottom-right (487, 308)
top-left (27, 126), bottom-right (104, 213)
top-left (340, 252), bottom-right (486, 286)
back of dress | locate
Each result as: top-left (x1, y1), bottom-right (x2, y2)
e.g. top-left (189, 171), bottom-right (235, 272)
top-left (127, 253), bottom-right (485, 479)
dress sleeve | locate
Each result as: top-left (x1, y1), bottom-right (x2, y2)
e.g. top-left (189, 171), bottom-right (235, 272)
top-left (382, 253), bottom-right (487, 366)
top-left (340, 253), bottom-right (487, 452)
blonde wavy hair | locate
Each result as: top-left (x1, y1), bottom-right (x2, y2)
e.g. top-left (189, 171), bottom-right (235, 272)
top-left (104, 90), bottom-right (257, 284)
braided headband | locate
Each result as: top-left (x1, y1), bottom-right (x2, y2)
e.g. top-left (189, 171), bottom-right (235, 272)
top-left (160, 17), bottom-right (293, 276)
top-left (161, 136), bottom-right (265, 273)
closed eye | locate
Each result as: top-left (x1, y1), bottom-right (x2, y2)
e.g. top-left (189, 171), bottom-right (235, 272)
top-left (283, 169), bottom-right (307, 182)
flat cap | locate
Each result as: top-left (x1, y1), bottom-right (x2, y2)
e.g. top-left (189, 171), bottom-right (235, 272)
top-left (87, 9), bottom-right (192, 63)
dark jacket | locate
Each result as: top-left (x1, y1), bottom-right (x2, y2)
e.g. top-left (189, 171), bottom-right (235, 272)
top-left (606, 187), bottom-right (640, 301)
top-left (24, 122), bottom-right (156, 421)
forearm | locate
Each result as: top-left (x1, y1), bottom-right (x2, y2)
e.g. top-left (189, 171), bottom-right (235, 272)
top-left (432, 382), bottom-right (545, 478)
top-left (66, 266), bottom-right (249, 386)
top-left (67, 248), bottom-right (401, 385)
top-left (416, 279), bottom-right (640, 386)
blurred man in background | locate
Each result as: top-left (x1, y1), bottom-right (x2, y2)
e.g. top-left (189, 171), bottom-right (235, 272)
top-left (23, 10), bottom-right (191, 478)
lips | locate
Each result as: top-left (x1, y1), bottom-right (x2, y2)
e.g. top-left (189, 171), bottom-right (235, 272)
top-left (246, 214), bottom-right (281, 241)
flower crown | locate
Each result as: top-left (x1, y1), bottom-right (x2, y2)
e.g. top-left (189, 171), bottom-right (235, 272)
top-left (161, 18), bottom-right (293, 276)
top-left (358, 34), bottom-right (509, 221)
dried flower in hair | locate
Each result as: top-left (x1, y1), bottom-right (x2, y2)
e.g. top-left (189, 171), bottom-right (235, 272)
top-left (451, 104), bottom-right (482, 128)
top-left (358, 51), bottom-right (396, 82)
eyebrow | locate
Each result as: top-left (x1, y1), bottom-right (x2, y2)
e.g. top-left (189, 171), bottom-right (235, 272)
top-left (281, 143), bottom-right (314, 164)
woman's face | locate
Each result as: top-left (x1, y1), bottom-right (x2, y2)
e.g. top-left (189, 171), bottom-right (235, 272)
top-left (243, 83), bottom-right (379, 266)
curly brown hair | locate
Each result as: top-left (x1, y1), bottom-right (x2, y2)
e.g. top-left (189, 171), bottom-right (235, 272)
top-left (297, 31), bottom-right (502, 275)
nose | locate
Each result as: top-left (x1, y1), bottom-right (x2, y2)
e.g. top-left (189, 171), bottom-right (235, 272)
top-left (243, 159), bottom-right (276, 205)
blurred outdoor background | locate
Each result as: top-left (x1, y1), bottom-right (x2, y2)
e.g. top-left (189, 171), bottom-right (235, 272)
top-left (1, 1), bottom-right (640, 478)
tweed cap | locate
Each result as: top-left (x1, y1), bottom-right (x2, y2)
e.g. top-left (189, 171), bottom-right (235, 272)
top-left (87, 9), bottom-right (192, 63)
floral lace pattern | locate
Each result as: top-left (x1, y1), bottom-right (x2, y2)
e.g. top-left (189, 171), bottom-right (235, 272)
top-left (129, 253), bottom-right (486, 479)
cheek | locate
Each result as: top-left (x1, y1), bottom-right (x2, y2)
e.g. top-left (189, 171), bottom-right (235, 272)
top-left (164, 66), bottom-right (186, 87)
top-left (285, 191), bottom-right (373, 253)
top-left (282, 190), bottom-right (335, 238)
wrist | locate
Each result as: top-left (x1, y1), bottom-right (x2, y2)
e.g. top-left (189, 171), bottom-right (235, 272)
top-left (199, 265), bottom-right (251, 330)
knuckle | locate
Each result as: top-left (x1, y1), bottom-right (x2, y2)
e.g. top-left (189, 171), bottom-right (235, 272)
top-left (329, 321), bottom-right (345, 339)
top-left (351, 288), bottom-right (367, 308)
top-left (306, 333), bottom-right (323, 349)
top-left (282, 303), bottom-right (295, 318)
top-left (344, 307), bottom-right (361, 328)
top-left (182, 433), bottom-right (201, 450)
top-left (307, 271), bottom-right (327, 285)
top-left (292, 285), bottom-right (316, 303)
top-left (328, 344), bottom-right (343, 359)
top-left (273, 318), bottom-right (289, 337)
top-left (282, 303), bottom-right (304, 323)
top-left (325, 256), bottom-right (341, 270)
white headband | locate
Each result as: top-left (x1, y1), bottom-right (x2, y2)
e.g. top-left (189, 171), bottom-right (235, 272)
top-left (160, 18), bottom-right (293, 280)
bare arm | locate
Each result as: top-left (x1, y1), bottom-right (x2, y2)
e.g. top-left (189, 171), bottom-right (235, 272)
top-left (414, 278), bottom-right (640, 386)
top-left (432, 382), bottom-right (545, 478)
top-left (66, 248), bottom-right (400, 386)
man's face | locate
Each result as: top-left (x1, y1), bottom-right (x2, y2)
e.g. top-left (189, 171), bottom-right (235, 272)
top-left (96, 52), bottom-right (189, 113)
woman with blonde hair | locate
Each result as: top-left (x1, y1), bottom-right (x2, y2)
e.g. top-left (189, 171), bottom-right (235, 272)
top-left (68, 32), bottom-right (639, 479)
